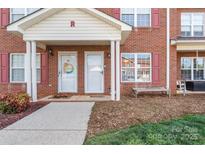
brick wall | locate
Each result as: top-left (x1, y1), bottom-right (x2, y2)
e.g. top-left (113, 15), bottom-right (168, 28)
top-left (37, 45), bottom-right (111, 98)
top-left (170, 8), bottom-right (205, 94)
top-left (120, 9), bottom-right (167, 94)
top-left (0, 8), bottom-right (168, 98)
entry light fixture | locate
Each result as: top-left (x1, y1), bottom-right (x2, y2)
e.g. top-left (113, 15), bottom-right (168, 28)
top-left (48, 48), bottom-right (54, 56)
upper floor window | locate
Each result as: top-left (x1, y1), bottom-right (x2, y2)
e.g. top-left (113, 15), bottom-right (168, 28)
top-left (10, 8), bottom-right (39, 22)
top-left (121, 8), bottom-right (151, 27)
top-left (181, 13), bottom-right (205, 37)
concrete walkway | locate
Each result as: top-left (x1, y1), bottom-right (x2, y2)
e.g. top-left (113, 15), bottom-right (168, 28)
top-left (0, 102), bottom-right (94, 145)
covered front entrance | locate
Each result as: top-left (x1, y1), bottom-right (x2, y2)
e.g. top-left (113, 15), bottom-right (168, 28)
top-left (58, 52), bottom-right (78, 93)
top-left (171, 37), bottom-right (205, 93)
top-left (7, 8), bottom-right (132, 101)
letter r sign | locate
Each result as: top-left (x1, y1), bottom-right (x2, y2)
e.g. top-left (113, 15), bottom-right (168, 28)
top-left (70, 21), bottom-right (75, 27)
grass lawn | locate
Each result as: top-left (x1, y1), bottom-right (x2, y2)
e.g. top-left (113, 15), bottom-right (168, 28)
top-left (85, 114), bottom-right (205, 145)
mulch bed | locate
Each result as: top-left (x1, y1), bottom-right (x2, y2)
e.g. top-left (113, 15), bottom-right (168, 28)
top-left (0, 101), bottom-right (49, 129)
top-left (86, 94), bottom-right (205, 138)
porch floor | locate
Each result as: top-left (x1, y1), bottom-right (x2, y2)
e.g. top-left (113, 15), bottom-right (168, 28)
top-left (39, 95), bottom-right (111, 102)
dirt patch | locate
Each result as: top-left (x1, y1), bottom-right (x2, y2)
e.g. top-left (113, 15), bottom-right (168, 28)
top-left (0, 101), bottom-right (49, 129)
top-left (86, 94), bottom-right (205, 138)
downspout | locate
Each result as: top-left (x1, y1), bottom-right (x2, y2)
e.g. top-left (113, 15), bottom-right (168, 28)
top-left (166, 8), bottom-right (170, 94)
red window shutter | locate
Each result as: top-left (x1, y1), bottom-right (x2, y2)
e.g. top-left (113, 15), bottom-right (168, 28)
top-left (41, 52), bottom-right (49, 84)
top-left (0, 53), bottom-right (9, 83)
top-left (0, 8), bottom-right (10, 28)
top-left (152, 52), bottom-right (161, 84)
top-left (151, 8), bottom-right (160, 28)
top-left (113, 8), bottom-right (120, 19)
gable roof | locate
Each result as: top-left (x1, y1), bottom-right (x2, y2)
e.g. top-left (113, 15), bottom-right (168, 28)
top-left (7, 8), bottom-right (132, 32)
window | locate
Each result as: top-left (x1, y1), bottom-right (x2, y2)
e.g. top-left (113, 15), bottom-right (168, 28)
top-left (36, 54), bottom-right (41, 82)
top-left (121, 8), bottom-right (151, 27)
top-left (193, 58), bottom-right (204, 80)
top-left (121, 53), bottom-right (151, 82)
top-left (10, 54), bottom-right (25, 82)
top-left (181, 13), bottom-right (205, 37)
top-left (136, 9), bottom-right (151, 27)
top-left (10, 8), bottom-right (39, 22)
top-left (181, 57), bottom-right (205, 80)
top-left (10, 53), bottom-right (41, 82)
top-left (181, 58), bottom-right (192, 80)
top-left (121, 8), bottom-right (134, 26)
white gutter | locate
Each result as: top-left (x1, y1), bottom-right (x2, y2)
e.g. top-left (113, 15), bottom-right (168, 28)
top-left (166, 8), bottom-right (170, 93)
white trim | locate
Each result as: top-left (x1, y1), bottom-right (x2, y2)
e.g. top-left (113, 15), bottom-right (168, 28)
top-left (10, 53), bottom-right (26, 83)
top-left (111, 41), bottom-right (116, 100)
top-left (84, 51), bottom-right (104, 93)
top-left (115, 40), bottom-right (120, 101)
top-left (166, 8), bottom-right (170, 91)
top-left (121, 52), bottom-right (152, 83)
top-left (58, 51), bottom-right (78, 93)
top-left (25, 41), bottom-right (31, 96)
top-left (31, 41), bottom-right (37, 102)
top-left (7, 8), bottom-right (132, 32)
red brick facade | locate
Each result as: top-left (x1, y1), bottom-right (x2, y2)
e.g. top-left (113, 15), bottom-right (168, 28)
top-left (170, 8), bottom-right (205, 93)
top-left (1, 8), bottom-right (203, 99)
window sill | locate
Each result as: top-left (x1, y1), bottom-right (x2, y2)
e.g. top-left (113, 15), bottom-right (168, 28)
top-left (121, 81), bottom-right (152, 83)
top-left (9, 82), bottom-right (26, 84)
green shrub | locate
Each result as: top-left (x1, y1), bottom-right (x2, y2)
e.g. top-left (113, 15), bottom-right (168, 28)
top-left (0, 93), bottom-right (30, 114)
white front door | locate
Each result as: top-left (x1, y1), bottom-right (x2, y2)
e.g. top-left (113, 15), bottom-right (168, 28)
top-left (58, 52), bottom-right (77, 93)
top-left (85, 52), bottom-right (104, 93)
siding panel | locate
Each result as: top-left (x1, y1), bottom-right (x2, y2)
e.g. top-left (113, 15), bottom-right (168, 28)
top-left (24, 8), bottom-right (121, 41)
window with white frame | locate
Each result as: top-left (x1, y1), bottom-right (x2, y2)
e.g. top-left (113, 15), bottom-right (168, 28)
top-left (121, 8), bottom-right (151, 27)
top-left (181, 13), bottom-right (205, 37)
top-left (36, 54), bottom-right (41, 82)
top-left (10, 53), bottom-right (41, 82)
top-left (181, 57), bottom-right (205, 80)
top-left (10, 54), bottom-right (25, 82)
top-left (121, 53), bottom-right (151, 82)
top-left (10, 8), bottom-right (39, 22)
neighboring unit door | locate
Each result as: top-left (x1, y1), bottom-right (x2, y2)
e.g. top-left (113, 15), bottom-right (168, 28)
top-left (85, 52), bottom-right (104, 93)
top-left (58, 52), bottom-right (77, 93)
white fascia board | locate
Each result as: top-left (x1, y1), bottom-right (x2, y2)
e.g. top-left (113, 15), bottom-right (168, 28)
top-left (82, 8), bottom-right (132, 31)
top-left (176, 40), bottom-right (205, 43)
top-left (7, 8), bottom-right (62, 32)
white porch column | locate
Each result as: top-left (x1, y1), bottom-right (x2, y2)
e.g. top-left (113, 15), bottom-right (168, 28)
top-left (25, 41), bottom-right (32, 96)
top-left (31, 41), bottom-right (37, 102)
top-left (166, 8), bottom-right (170, 94)
top-left (111, 40), bottom-right (116, 101)
top-left (115, 40), bottom-right (120, 101)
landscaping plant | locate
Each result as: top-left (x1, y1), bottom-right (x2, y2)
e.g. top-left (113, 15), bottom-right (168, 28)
top-left (0, 93), bottom-right (30, 114)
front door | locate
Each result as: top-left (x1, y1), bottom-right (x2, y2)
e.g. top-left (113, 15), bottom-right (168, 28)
top-left (85, 52), bottom-right (104, 93)
top-left (58, 52), bottom-right (77, 93)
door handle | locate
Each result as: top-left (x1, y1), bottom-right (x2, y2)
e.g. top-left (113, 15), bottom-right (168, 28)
top-left (58, 71), bottom-right (61, 77)
top-left (100, 70), bottom-right (104, 74)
